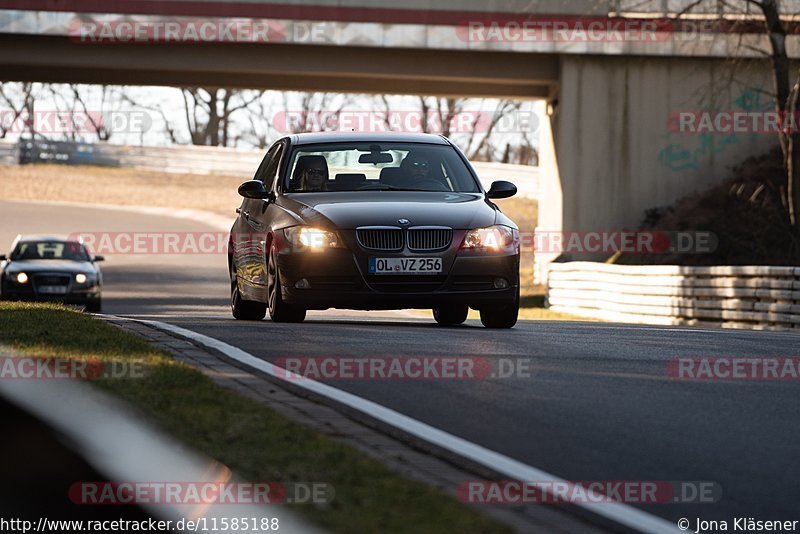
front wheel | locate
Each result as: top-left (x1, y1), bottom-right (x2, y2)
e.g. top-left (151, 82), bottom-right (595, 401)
top-left (433, 305), bottom-right (468, 326)
top-left (85, 297), bottom-right (102, 313)
top-left (231, 268), bottom-right (267, 321)
top-left (267, 247), bottom-right (306, 323)
top-left (479, 289), bottom-right (519, 329)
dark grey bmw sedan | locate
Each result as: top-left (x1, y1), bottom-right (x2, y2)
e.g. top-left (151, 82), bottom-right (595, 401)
top-left (229, 132), bottom-right (520, 328)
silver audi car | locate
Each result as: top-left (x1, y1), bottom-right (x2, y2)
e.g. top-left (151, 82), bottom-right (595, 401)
top-left (0, 235), bottom-right (104, 312)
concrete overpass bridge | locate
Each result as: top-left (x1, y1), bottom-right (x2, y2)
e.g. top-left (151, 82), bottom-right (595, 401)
top-left (0, 0), bottom-right (794, 276)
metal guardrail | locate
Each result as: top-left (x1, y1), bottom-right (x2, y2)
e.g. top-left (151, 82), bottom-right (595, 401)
top-left (0, 356), bottom-right (318, 533)
top-left (5, 140), bottom-right (540, 199)
top-left (547, 262), bottom-right (800, 330)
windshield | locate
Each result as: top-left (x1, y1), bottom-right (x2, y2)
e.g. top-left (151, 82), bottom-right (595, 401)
top-left (11, 241), bottom-right (91, 261)
top-left (284, 142), bottom-right (480, 193)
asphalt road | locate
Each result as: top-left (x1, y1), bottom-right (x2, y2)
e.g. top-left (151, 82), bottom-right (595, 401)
top-left (3, 200), bottom-right (800, 529)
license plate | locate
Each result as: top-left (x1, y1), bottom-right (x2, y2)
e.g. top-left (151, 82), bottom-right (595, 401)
top-left (38, 286), bottom-right (68, 295)
top-left (369, 257), bottom-right (442, 274)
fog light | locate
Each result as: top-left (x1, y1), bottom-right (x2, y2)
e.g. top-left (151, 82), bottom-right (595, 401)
top-left (16, 272), bottom-right (28, 284)
top-left (294, 278), bottom-right (311, 289)
top-left (493, 277), bottom-right (509, 289)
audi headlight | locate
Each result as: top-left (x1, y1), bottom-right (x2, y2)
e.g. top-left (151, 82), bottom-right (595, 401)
top-left (460, 225), bottom-right (518, 253)
top-left (285, 227), bottom-right (342, 251)
top-left (15, 272), bottom-right (29, 284)
top-left (75, 273), bottom-right (88, 284)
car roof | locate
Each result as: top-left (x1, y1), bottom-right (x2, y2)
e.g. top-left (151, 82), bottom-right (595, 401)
top-left (14, 235), bottom-right (81, 244)
top-left (289, 132), bottom-right (450, 146)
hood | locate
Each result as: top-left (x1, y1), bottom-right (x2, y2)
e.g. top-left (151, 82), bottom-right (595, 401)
top-left (3, 259), bottom-right (96, 275)
top-left (282, 192), bottom-right (498, 230)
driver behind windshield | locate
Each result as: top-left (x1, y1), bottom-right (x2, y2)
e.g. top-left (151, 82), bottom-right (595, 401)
top-left (400, 152), bottom-right (432, 181)
top-left (292, 155), bottom-right (329, 192)
top-left (399, 152), bottom-right (449, 190)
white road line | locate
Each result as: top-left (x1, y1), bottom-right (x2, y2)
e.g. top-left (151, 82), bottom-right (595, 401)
top-left (132, 317), bottom-right (681, 534)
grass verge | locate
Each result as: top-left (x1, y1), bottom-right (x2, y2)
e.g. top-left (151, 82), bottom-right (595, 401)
top-left (0, 302), bottom-right (510, 534)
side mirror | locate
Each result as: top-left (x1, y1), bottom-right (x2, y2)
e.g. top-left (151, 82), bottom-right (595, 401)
top-left (93, 255), bottom-right (105, 262)
top-left (238, 180), bottom-right (271, 199)
top-left (486, 180), bottom-right (517, 199)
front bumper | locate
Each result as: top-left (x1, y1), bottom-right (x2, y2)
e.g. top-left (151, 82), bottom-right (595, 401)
top-left (276, 247), bottom-right (519, 311)
top-left (2, 280), bottom-right (101, 305)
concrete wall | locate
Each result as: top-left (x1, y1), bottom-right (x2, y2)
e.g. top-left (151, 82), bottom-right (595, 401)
top-left (540, 54), bottom-right (781, 241)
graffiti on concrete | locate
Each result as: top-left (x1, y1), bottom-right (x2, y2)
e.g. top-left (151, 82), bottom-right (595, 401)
top-left (657, 87), bottom-right (772, 172)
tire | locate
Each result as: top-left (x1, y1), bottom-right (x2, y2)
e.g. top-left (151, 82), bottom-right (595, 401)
top-left (230, 269), bottom-right (267, 321)
top-left (479, 289), bottom-right (519, 329)
top-left (433, 304), bottom-right (468, 326)
top-left (85, 298), bottom-right (102, 313)
top-left (267, 247), bottom-right (306, 323)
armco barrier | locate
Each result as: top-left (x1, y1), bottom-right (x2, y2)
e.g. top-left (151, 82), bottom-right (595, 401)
top-left (547, 262), bottom-right (800, 330)
top-left (5, 140), bottom-right (539, 199)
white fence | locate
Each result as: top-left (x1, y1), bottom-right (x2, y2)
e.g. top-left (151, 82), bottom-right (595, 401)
top-left (548, 262), bottom-right (800, 330)
top-left (0, 140), bottom-right (16, 164)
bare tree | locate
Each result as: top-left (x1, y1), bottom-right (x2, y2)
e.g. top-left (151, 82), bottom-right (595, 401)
top-left (69, 85), bottom-right (116, 141)
top-left (239, 95), bottom-right (274, 149)
top-left (179, 88), bottom-right (263, 147)
top-left (40, 84), bottom-right (137, 143)
top-left (278, 91), bottom-right (349, 134)
top-left (378, 95), bottom-right (527, 162)
top-left (120, 91), bottom-right (181, 145)
top-left (0, 82), bottom-right (38, 139)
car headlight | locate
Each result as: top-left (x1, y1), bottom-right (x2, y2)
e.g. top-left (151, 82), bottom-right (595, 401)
top-left (15, 272), bottom-right (28, 284)
top-left (460, 225), bottom-right (519, 253)
top-left (284, 227), bottom-right (343, 251)
top-left (75, 273), bottom-right (87, 284)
